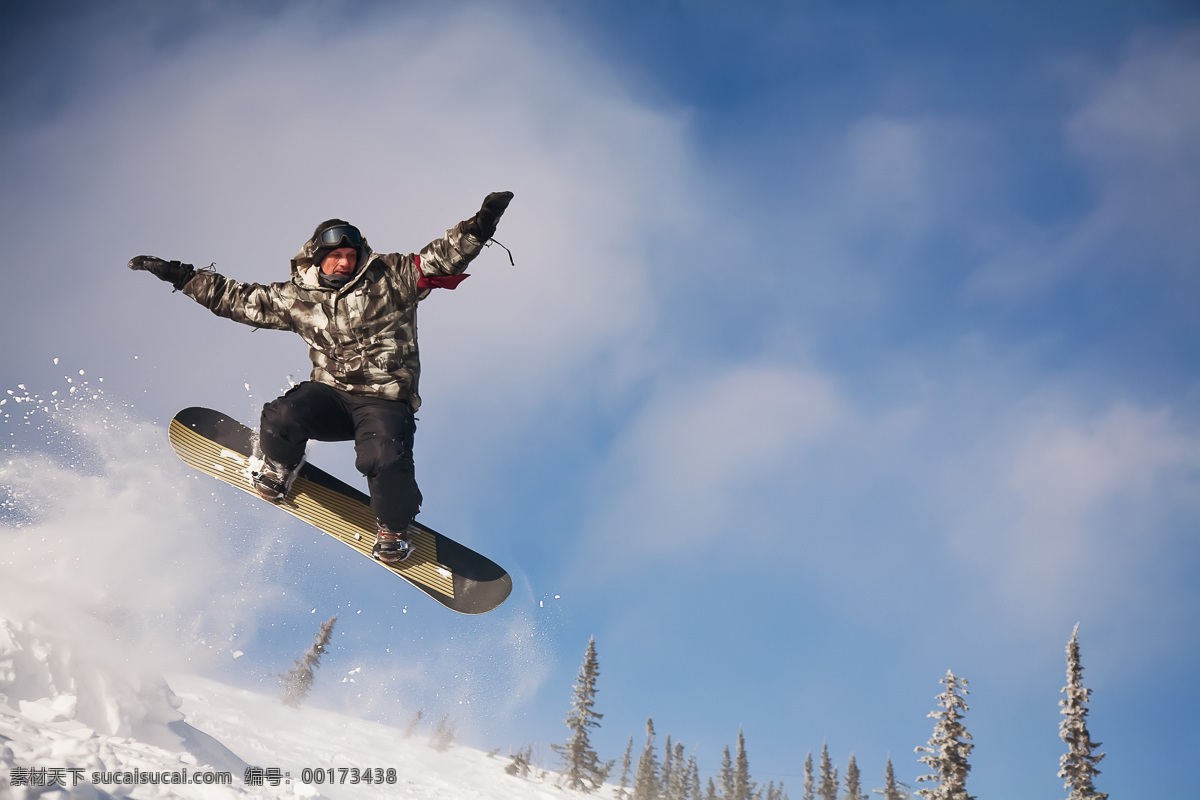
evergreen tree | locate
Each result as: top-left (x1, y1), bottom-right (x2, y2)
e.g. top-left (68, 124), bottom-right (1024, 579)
top-left (634, 718), bottom-right (661, 800)
top-left (687, 755), bottom-right (702, 800)
top-left (280, 614), bottom-right (336, 707)
top-left (878, 757), bottom-right (908, 800)
top-left (554, 637), bottom-right (611, 792)
top-left (431, 714), bottom-right (456, 751)
top-left (734, 727), bottom-right (755, 800)
top-left (842, 754), bottom-right (865, 800)
top-left (507, 745), bottom-right (534, 777)
top-left (662, 734), bottom-right (675, 799)
top-left (803, 752), bottom-right (815, 800)
top-left (719, 745), bottom-right (736, 800)
top-left (705, 777), bottom-right (719, 800)
top-left (665, 740), bottom-right (688, 800)
top-left (616, 736), bottom-right (634, 800)
top-left (817, 744), bottom-right (837, 800)
top-left (403, 709), bottom-right (423, 738)
top-left (915, 671), bottom-right (974, 800)
top-left (1059, 624), bottom-right (1108, 800)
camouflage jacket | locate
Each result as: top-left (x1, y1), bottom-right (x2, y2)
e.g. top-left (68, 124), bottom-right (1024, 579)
top-left (182, 220), bottom-right (484, 410)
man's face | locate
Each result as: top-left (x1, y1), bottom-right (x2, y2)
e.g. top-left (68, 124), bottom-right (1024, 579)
top-left (320, 247), bottom-right (358, 276)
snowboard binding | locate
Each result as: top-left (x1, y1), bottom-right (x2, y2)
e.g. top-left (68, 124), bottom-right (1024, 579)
top-left (249, 455), bottom-right (301, 503)
top-left (373, 523), bottom-right (416, 564)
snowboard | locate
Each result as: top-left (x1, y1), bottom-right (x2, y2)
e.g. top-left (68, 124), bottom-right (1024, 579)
top-left (168, 406), bottom-right (512, 614)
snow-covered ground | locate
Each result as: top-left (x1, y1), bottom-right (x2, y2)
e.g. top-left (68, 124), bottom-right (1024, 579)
top-left (0, 616), bottom-right (579, 800)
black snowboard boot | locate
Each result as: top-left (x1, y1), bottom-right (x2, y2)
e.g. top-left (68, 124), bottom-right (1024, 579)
top-left (373, 522), bottom-right (415, 564)
top-left (250, 456), bottom-right (300, 503)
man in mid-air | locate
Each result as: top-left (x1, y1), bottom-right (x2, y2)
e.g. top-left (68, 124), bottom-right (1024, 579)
top-left (129, 191), bottom-right (514, 564)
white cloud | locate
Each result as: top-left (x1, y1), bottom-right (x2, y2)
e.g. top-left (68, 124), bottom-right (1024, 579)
top-left (582, 364), bottom-right (843, 562)
top-left (968, 27), bottom-right (1200, 298)
top-left (1068, 28), bottom-right (1200, 166)
top-left (766, 109), bottom-right (1000, 323)
top-left (1066, 28), bottom-right (1200, 272)
top-left (946, 400), bottom-right (1198, 622)
top-left (841, 116), bottom-right (933, 229)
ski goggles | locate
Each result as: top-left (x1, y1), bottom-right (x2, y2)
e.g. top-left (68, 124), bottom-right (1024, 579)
top-left (318, 225), bottom-right (364, 248)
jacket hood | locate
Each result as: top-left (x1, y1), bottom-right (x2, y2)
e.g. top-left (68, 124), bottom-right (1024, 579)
top-left (290, 223), bottom-right (375, 291)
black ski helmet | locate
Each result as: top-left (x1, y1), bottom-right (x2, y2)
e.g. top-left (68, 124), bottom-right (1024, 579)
top-left (311, 218), bottom-right (365, 266)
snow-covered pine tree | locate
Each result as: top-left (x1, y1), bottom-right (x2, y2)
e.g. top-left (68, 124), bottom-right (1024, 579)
top-left (719, 745), bottom-right (736, 800)
top-left (404, 709), bottom-right (423, 738)
top-left (1059, 624), bottom-right (1108, 800)
top-left (616, 736), bottom-right (634, 800)
top-left (877, 757), bottom-right (908, 800)
top-left (803, 752), bottom-right (815, 800)
top-left (843, 754), bottom-right (865, 800)
top-left (687, 755), bottom-right (702, 800)
top-left (705, 777), bottom-right (719, 800)
top-left (914, 670), bottom-right (974, 800)
top-left (662, 734), bottom-right (675, 799)
top-left (507, 745), bottom-right (534, 777)
top-left (633, 718), bottom-right (661, 800)
top-left (553, 636), bottom-right (611, 792)
top-left (665, 740), bottom-right (688, 800)
top-left (818, 744), bottom-right (838, 800)
top-left (734, 727), bottom-right (755, 800)
top-left (431, 714), bottom-right (456, 751)
top-left (279, 614), bottom-right (336, 707)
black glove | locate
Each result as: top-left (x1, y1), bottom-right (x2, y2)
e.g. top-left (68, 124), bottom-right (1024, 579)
top-left (128, 256), bottom-right (196, 291)
top-left (468, 191), bottom-right (514, 241)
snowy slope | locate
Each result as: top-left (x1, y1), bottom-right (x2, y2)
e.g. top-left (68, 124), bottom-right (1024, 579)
top-left (0, 616), bottom-right (581, 800)
top-left (169, 674), bottom-right (570, 800)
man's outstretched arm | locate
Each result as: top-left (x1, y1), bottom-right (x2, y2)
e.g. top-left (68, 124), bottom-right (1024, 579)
top-left (128, 256), bottom-right (293, 331)
top-left (417, 191), bottom-right (514, 279)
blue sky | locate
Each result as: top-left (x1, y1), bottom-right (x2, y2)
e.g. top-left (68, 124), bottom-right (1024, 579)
top-left (1, 1), bottom-right (1197, 797)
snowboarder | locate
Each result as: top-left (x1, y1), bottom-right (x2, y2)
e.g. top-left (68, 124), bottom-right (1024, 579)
top-left (129, 191), bottom-right (514, 563)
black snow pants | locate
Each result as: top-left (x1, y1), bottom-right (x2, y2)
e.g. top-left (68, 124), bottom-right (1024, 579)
top-left (258, 381), bottom-right (422, 531)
